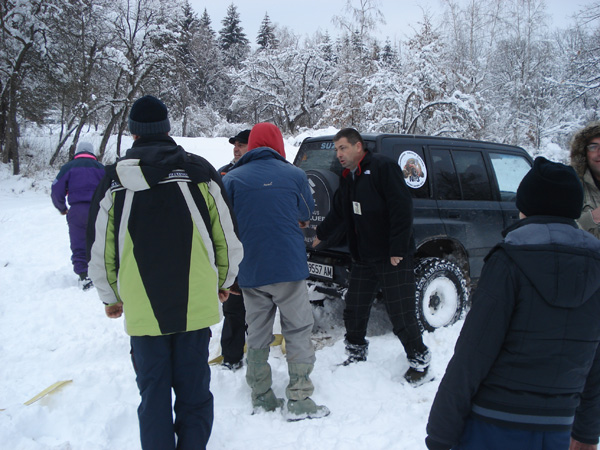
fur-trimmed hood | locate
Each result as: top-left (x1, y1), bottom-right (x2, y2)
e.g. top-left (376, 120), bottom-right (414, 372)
top-left (570, 121), bottom-right (600, 177)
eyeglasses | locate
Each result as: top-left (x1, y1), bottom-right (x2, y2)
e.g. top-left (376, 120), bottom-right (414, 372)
top-left (587, 143), bottom-right (600, 153)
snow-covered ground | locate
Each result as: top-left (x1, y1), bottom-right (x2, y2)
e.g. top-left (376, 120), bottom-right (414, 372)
top-left (1, 131), bottom-right (476, 449)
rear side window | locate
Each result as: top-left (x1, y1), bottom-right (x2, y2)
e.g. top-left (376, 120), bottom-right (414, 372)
top-left (295, 140), bottom-right (342, 175)
top-left (452, 150), bottom-right (493, 201)
top-left (431, 149), bottom-right (461, 200)
top-left (489, 152), bottom-right (532, 201)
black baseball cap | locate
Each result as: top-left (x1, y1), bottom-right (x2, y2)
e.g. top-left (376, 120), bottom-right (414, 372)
top-left (229, 129), bottom-right (251, 145)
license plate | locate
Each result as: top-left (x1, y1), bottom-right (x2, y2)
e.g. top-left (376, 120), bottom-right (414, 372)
top-left (308, 262), bottom-right (333, 279)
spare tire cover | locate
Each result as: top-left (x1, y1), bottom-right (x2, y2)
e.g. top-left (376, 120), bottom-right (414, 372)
top-left (303, 169), bottom-right (346, 249)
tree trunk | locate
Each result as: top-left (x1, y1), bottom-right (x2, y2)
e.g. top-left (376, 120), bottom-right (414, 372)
top-left (49, 120), bottom-right (77, 166)
top-left (97, 109), bottom-right (124, 163)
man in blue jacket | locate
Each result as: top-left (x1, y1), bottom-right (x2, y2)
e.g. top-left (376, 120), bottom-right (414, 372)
top-left (426, 157), bottom-right (600, 450)
top-left (51, 141), bottom-right (104, 289)
top-left (222, 122), bottom-right (329, 420)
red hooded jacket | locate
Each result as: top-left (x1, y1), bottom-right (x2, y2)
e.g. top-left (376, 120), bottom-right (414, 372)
top-left (247, 122), bottom-right (286, 158)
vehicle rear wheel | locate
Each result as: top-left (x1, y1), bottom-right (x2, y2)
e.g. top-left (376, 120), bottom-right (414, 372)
top-left (414, 257), bottom-right (469, 332)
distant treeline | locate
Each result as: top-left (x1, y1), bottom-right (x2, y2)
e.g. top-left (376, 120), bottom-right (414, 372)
top-left (1, 0), bottom-right (599, 174)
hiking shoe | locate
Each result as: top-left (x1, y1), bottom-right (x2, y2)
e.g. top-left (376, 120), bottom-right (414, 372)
top-left (285, 398), bottom-right (331, 421)
top-left (222, 360), bottom-right (243, 371)
top-left (79, 276), bottom-right (94, 291)
top-left (251, 391), bottom-right (284, 414)
top-left (404, 366), bottom-right (434, 387)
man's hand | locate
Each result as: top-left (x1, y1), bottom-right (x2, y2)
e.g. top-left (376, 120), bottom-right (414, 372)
top-left (229, 281), bottom-right (241, 295)
top-left (105, 302), bottom-right (123, 318)
top-left (592, 206), bottom-right (600, 224)
top-left (570, 438), bottom-right (597, 450)
top-left (312, 236), bottom-right (321, 248)
top-left (299, 220), bottom-right (310, 228)
top-left (219, 289), bottom-right (230, 303)
top-left (390, 256), bottom-right (403, 266)
top-left (61, 209), bottom-right (68, 215)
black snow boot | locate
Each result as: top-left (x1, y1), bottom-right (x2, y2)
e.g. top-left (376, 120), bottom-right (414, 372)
top-left (341, 340), bottom-right (368, 366)
top-left (78, 272), bottom-right (94, 291)
top-left (404, 347), bottom-right (433, 387)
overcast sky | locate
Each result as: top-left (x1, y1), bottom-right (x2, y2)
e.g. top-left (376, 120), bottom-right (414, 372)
top-left (188, 0), bottom-right (593, 45)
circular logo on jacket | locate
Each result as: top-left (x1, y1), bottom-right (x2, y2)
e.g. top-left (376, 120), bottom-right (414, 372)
top-left (399, 151), bottom-right (427, 189)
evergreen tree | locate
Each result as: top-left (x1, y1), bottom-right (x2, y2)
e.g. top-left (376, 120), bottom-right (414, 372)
top-left (257, 13), bottom-right (278, 49)
top-left (219, 3), bottom-right (250, 69)
top-left (199, 8), bottom-right (215, 37)
top-left (380, 38), bottom-right (397, 66)
top-left (320, 31), bottom-right (335, 62)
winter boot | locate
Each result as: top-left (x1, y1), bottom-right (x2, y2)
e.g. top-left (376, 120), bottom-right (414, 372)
top-left (245, 348), bottom-right (284, 413)
top-left (78, 272), bottom-right (93, 291)
top-left (222, 360), bottom-right (243, 371)
top-left (285, 363), bottom-right (330, 421)
top-left (341, 340), bottom-right (368, 366)
top-left (404, 347), bottom-right (433, 387)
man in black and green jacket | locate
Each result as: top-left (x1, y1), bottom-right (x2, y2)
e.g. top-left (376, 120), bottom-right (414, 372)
top-left (88, 95), bottom-right (243, 450)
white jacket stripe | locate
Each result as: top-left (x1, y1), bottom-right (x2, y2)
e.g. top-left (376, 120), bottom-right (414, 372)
top-left (88, 188), bottom-right (119, 305)
top-left (208, 180), bottom-right (243, 288)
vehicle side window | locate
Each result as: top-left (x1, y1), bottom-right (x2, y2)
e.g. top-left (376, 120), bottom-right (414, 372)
top-left (452, 150), bottom-right (493, 201)
top-left (431, 149), bottom-right (461, 200)
top-left (295, 141), bottom-right (342, 175)
top-left (489, 152), bottom-right (532, 202)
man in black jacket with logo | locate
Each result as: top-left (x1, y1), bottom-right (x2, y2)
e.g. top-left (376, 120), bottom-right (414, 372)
top-left (313, 127), bottom-right (431, 386)
top-left (426, 157), bottom-right (600, 450)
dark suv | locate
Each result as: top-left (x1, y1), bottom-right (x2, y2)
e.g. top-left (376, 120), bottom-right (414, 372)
top-left (293, 133), bottom-right (533, 332)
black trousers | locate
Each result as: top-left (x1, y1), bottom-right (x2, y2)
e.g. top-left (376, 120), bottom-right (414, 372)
top-left (220, 292), bottom-right (247, 364)
top-left (343, 256), bottom-right (427, 358)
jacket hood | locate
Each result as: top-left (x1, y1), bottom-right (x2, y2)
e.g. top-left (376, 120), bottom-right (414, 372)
top-left (570, 121), bottom-right (600, 177)
top-left (234, 146), bottom-right (289, 169)
top-left (499, 217), bottom-right (600, 308)
top-left (247, 123), bottom-right (286, 158)
top-left (107, 135), bottom-right (212, 191)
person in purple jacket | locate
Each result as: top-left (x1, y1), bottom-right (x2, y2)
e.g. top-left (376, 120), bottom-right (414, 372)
top-left (51, 141), bottom-right (105, 290)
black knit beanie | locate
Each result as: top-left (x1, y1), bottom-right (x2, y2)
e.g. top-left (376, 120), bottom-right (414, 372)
top-left (516, 156), bottom-right (583, 219)
top-left (128, 95), bottom-right (171, 136)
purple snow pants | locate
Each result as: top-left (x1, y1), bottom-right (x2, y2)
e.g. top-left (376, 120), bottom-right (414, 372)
top-left (66, 202), bottom-right (91, 275)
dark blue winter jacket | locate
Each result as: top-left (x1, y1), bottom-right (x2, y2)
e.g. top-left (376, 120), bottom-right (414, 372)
top-left (222, 147), bottom-right (314, 288)
top-left (426, 216), bottom-right (600, 449)
top-left (51, 151), bottom-right (105, 212)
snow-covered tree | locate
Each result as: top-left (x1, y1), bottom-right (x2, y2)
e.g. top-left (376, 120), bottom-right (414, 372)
top-left (257, 13), bottom-right (278, 50)
top-left (484, 0), bottom-right (557, 147)
top-left (95, 0), bottom-right (180, 159)
top-left (190, 8), bottom-right (230, 120)
top-left (320, 0), bottom-right (383, 128)
top-left (47, 0), bottom-right (116, 165)
top-left (0, 0), bottom-right (56, 174)
top-left (232, 41), bottom-right (334, 132)
top-left (367, 13), bottom-right (483, 136)
top-left (219, 3), bottom-right (249, 69)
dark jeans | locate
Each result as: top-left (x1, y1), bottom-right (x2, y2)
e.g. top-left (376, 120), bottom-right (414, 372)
top-left (453, 416), bottom-right (570, 450)
top-left (344, 256), bottom-right (427, 358)
top-left (130, 329), bottom-right (213, 450)
top-left (220, 292), bottom-right (246, 364)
